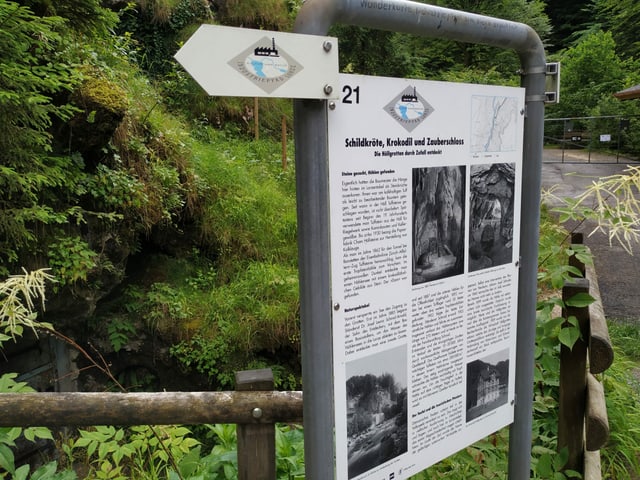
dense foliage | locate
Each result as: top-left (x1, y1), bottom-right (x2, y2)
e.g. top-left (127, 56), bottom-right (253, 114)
top-left (2, 0), bottom-right (640, 478)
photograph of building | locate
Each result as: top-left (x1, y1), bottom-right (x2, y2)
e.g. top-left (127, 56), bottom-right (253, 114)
top-left (466, 350), bottom-right (510, 422)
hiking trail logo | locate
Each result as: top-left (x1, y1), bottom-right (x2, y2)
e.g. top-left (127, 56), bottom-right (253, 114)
top-left (229, 37), bottom-right (303, 94)
top-left (384, 86), bottom-right (434, 132)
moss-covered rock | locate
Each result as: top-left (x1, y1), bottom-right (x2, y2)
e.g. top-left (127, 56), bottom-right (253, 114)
top-left (66, 74), bottom-right (129, 163)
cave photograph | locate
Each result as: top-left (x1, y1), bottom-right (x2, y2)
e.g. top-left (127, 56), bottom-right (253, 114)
top-left (468, 163), bottom-right (515, 273)
top-left (412, 166), bottom-right (466, 285)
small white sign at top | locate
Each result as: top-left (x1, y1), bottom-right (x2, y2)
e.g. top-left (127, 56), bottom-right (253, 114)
top-left (174, 24), bottom-right (339, 99)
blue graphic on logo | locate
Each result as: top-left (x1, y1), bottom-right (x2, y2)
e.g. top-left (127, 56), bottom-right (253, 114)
top-left (396, 102), bottom-right (425, 121)
top-left (246, 56), bottom-right (290, 79)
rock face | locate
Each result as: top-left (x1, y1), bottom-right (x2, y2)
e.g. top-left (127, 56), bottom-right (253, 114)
top-left (5, 72), bottom-right (197, 392)
top-left (412, 166), bottom-right (466, 284)
top-left (469, 163), bottom-right (515, 272)
top-left (64, 75), bottom-right (129, 164)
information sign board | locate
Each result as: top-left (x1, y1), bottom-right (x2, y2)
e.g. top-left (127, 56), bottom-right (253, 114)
top-left (174, 25), bottom-right (339, 99)
top-left (328, 73), bottom-right (525, 480)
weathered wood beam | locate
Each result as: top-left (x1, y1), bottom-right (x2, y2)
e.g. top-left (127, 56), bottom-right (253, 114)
top-left (585, 373), bottom-right (609, 451)
top-left (583, 449), bottom-right (602, 480)
top-left (0, 391), bottom-right (303, 427)
top-left (586, 261), bottom-right (614, 374)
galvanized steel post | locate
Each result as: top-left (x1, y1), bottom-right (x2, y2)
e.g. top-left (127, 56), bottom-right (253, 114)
top-left (293, 1), bottom-right (546, 478)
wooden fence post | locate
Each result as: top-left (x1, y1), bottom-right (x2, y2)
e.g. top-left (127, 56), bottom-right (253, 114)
top-left (281, 115), bottom-right (288, 171)
top-left (558, 275), bottom-right (590, 472)
top-left (254, 97), bottom-right (259, 140)
top-left (235, 368), bottom-right (276, 480)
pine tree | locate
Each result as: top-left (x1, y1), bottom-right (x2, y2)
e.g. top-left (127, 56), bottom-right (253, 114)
top-left (0, 1), bottom-right (80, 273)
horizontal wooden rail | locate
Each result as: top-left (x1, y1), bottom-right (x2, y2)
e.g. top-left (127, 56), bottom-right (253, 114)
top-left (586, 373), bottom-right (609, 451)
top-left (584, 450), bottom-right (602, 480)
top-left (586, 261), bottom-right (614, 374)
top-left (0, 391), bottom-right (303, 427)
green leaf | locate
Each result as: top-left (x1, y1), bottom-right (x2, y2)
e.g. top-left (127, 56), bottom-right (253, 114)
top-left (13, 464), bottom-right (30, 480)
top-left (29, 461), bottom-right (58, 480)
top-left (554, 446), bottom-right (569, 470)
top-left (223, 463), bottom-right (237, 479)
top-left (0, 443), bottom-right (16, 474)
top-left (565, 292), bottom-right (595, 307)
top-left (559, 325), bottom-right (581, 350)
top-left (536, 453), bottom-right (553, 478)
top-left (565, 470), bottom-right (582, 478)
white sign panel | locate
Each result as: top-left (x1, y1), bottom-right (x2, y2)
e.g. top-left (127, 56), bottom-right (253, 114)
top-left (328, 74), bottom-right (525, 480)
top-left (174, 25), bottom-right (339, 99)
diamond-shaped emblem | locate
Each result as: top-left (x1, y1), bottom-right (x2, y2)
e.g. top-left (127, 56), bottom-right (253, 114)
top-left (384, 86), bottom-right (434, 132)
top-left (228, 37), bottom-right (303, 94)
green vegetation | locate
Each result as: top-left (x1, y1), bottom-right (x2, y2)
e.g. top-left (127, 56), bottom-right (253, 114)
top-left (3, 0), bottom-right (640, 478)
top-left (0, 270), bottom-right (59, 478)
top-left (58, 423), bottom-right (305, 480)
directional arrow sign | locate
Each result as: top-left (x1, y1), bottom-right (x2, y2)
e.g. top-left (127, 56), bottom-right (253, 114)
top-left (175, 24), bottom-right (339, 99)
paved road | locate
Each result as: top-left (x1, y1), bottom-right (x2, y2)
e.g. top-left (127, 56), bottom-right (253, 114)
top-left (541, 152), bottom-right (640, 321)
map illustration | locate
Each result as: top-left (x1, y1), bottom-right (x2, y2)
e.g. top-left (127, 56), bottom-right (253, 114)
top-left (245, 55), bottom-right (289, 79)
top-left (471, 96), bottom-right (519, 153)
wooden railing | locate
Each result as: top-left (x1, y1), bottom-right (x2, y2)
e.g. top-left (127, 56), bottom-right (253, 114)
top-left (0, 368), bottom-right (302, 480)
top-left (558, 234), bottom-right (614, 479)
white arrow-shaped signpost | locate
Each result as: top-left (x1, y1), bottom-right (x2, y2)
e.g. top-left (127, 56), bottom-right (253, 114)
top-left (175, 24), bottom-right (339, 99)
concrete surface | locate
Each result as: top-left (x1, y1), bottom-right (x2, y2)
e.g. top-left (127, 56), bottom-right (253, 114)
top-left (541, 150), bottom-right (640, 321)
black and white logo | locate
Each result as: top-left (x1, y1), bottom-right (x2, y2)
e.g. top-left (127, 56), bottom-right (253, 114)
top-left (384, 86), bottom-right (434, 132)
top-left (229, 37), bottom-right (303, 94)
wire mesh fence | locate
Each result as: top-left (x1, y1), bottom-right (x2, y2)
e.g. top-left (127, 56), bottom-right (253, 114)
top-left (544, 115), bottom-right (640, 163)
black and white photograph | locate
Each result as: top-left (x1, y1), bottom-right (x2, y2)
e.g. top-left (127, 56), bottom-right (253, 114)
top-left (468, 163), bottom-right (515, 272)
top-left (465, 349), bottom-right (510, 422)
top-left (412, 166), bottom-right (466, 285)
top-left (346, 345), bottom-right (408, 479)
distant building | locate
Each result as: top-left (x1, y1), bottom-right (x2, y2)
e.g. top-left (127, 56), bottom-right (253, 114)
top-left (614, 84), bottom-right (640, 101)
top-left (476, 366), bottom-right (500, 406)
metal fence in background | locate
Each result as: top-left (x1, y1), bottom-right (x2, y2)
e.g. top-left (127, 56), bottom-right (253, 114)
top-left (544, 115), bottom-right (640, 163)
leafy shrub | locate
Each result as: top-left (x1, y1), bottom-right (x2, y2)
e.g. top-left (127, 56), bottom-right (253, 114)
top-left (48, 237), bottom-right (99, 289)
top-left (64, 424), bottom-right (199, 480)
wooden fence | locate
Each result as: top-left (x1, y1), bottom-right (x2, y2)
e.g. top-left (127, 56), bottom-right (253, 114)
top-left (0, 368), bottom-right (302, 480)
top-left (558, 234), bottom-right (614, 479)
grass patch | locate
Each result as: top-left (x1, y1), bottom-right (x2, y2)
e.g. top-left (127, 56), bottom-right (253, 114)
top-left (601, 319), bottom-right (640, 479)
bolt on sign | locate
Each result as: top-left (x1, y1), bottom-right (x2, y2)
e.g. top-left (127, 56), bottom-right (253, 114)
top-left (174, 24), bottom-right (339, 99)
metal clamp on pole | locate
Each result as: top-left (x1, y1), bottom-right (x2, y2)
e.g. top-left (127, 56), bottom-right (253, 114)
top-left (545, 62), bottom-right (561, 103)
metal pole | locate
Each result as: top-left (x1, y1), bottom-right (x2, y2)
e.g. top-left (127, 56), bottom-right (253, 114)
top-left (562, 119), bottom-right (567, 163)
top-left (617, 118), bottom-right (621, 163)
top-left (513, 36), bottom-right (546, 480)
top-left (293, 1), bottom-right (546, 478)
top-left (292, 98), bottom-right (334, 480)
